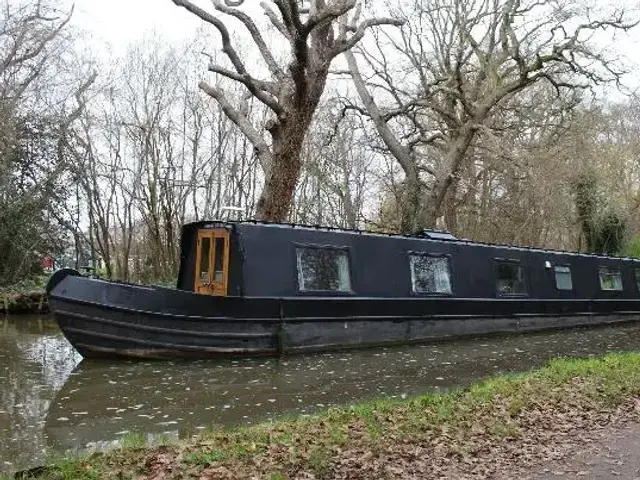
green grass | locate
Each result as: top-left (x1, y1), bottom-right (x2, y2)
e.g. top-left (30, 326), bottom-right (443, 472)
top-left (117, 431), bottom-right (148, 450)
top-left (184, 448), bottom-right (225, 468)
top-left (22, 352), bottom-right (640, 479)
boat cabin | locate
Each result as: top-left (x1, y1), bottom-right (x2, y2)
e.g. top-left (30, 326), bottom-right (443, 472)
top-left (176, 221), bottom-right (640, 301)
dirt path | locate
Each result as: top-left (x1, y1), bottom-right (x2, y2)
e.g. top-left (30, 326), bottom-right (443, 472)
top-left (510, 422), bottom-right (640, 480)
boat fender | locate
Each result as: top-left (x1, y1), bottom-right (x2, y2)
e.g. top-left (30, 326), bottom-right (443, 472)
top-left (46, 268), bottom-right (81, 294)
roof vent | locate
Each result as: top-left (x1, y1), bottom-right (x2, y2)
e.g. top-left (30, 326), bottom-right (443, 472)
top-left (416, 229), bottom-right (458, 241)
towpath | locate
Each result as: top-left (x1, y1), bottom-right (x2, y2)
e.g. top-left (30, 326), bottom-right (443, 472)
top-left (506, 422), bottom-right (640, 479)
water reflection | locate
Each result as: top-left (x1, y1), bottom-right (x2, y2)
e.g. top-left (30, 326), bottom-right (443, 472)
top-left (2, 317), bottom-right (640, 474)
top-left (0, 316), bottom-right (81, 473)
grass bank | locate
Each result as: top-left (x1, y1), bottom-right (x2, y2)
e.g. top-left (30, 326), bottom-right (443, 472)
top-left (12, 352), bottom-right (640, 479)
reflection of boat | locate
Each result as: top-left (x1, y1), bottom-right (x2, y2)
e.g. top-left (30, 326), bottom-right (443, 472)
top-left (47, 221), bottom-right (640, 360)
top-left (44, 325), bottom-right (640, 451)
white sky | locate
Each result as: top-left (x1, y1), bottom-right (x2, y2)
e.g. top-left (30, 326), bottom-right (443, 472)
top-left (70, 0), bottom-right (640, 93)
top-left (72, 0), bottom-right (202, 54)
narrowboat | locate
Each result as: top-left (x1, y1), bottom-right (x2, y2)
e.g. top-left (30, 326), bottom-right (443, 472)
top-left (46, 221), bottom-right (640, 359)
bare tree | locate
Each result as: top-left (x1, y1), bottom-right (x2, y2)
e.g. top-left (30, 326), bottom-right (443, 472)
top-left (0, 0), bottom-right (71, 117)
top-left (293, 101), bottom-right (376, 228)
top-left (0, 0), bottom-right (97, 285)
top-left (171, 0), bottom-right (402, 221)
top-left (346, 0), bottom-right (638, 232)
top-left (64, 36), bottom-right (269, 283)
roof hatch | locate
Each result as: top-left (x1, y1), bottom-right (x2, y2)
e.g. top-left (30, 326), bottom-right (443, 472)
top-left (415, 229), bottom-right (458, 241)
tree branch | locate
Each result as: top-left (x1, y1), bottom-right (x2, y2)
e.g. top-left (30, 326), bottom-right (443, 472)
top-left (199, 81), bottom-right (273, 175)
top-left (345, 50), bottom-right (429, 177)
top-left (260, 1), bottom-right (292, 40)
top-left (334, 17), bottom-right (405, 57)
top-left (172, 0), bottom-right (283, 114)
top-left (212, 0), bottom-right (285, 80)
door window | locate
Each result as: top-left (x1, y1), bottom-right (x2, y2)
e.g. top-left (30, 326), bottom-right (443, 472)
top-left (199, 237), bottom-right (211, 283)
top-left (213, 237), bottom-right (226, 282)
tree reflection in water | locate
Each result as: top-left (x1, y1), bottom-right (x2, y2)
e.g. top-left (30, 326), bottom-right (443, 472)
top-left (0, 317), bottom-right (80, 474)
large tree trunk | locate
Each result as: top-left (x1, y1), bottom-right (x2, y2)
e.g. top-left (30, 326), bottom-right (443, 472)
top-left (399, 172), bottom-right (423, 234)
top-left (255, 114), bottom-right (309, 221)
top-left (444, 181), bottom-right (459, 234)
top-left (422, 175), bottom-right (450, 229)
top-left (422, 128), bottom-right (476, 229)
top-left (255, 148), bottom-right (303, 221)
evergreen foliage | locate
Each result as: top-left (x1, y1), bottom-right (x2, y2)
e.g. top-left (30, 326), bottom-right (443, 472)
top-left (574, 173), bottom-right (626, 256)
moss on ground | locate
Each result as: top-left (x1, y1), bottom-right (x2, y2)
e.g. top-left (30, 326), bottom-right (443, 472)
top-left (16, 352), bottom-right (640, 479)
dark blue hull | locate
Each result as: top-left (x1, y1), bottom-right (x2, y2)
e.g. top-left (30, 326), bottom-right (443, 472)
top-left (47, 272), bottom-right (640, 359)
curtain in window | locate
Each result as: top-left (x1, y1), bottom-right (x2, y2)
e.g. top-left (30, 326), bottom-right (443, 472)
top-left (554, 266), bottom-right (573, 290)
top-left (297, 248), bottom-right (351, 292)
top-left (410, 256), bottom-right (452, 294)
top-left (336, 253), bottom-right (351, 292)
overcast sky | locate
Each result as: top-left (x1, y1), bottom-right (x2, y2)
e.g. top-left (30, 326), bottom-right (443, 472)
top-left (70, 0), bottom-right (640, 92)
top-left (73, 0), bottom-right (202, 53)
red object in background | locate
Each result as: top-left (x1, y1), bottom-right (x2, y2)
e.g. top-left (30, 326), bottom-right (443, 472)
top-left (42, 256), bottom-right (54, 269)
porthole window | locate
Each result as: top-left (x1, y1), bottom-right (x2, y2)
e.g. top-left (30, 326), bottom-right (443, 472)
top-left (554, 266), bottom-right (573, 290)
top-left (496, 261), bottom-right (527, 296)
top-left (598, 267), bottom-right (623, 291)
top-left (409, 254), bottom-right (452, 294)
top-left (296, 247), bottom-right (352, 292)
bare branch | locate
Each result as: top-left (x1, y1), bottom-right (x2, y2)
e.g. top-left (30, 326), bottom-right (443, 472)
top-left (212, 0), bottom-right (285, 79)
top-left (334, 17), bottom-right (405, 57)
top-left (345, 49), bottom-right (425, 176)
top-left (260, 1), bottom-right (292, 39)
top-left (172, 0), bottom-right (283, 114)
top-left (198, 81), bottom-right (272, 174)
top-left (303, 0), bottom-right (356, 35)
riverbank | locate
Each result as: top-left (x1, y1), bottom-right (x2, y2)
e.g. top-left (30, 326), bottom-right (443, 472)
top-left (0, 288), bottom-right (47, 315)
top-left (11, 351), bottom-right (640, 479)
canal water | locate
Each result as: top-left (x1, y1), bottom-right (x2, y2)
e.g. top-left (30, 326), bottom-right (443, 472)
top-left (2, 316), bottom-right (640, 474)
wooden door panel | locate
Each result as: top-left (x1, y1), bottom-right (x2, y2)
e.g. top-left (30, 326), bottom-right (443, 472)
top-left (194, 229), bottom-right (230, 296)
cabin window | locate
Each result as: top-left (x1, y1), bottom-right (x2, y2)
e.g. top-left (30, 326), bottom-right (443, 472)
top-left (635, 270), bottom-right (640, 292)
top-left (554, 266), bottom-right (573, 290)
top-left (409, 254), bottom-right (452, 294)
top-left (296, 247), bottom-right (352, 292)
top-left (496, 261), bottom-right (527, 296)
top-left (599, 267), bottom-right (623, 291)
top-left (199, 237), bottom-right (211, 282)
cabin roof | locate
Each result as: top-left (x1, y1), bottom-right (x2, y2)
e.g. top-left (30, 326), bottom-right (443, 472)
top-left (182, 220), bottom-right (640, 263)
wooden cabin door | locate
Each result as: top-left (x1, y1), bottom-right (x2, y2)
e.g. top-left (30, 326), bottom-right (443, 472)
top-left (195, 230), bottom-right (230, 296)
